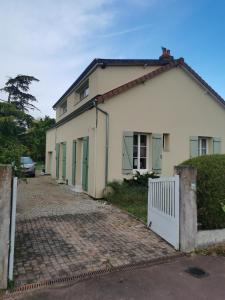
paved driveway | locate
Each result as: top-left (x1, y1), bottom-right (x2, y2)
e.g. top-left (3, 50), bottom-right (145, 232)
top-left (14, 175), bottom-right (176, 286)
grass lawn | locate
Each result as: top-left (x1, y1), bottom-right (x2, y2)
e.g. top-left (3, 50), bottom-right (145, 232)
top-left (105, 181), bottom-right (148, 223)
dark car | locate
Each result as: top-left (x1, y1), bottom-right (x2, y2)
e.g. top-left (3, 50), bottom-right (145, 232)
top-left (20, 157), bottom-right (36, 177)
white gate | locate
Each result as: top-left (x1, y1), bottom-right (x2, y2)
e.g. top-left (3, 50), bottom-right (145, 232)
top-left (148, 175), bottom-right (179, 249)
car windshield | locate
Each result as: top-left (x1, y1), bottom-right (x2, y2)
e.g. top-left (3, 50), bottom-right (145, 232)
top-left (21, 157), bottom-right (33, 164)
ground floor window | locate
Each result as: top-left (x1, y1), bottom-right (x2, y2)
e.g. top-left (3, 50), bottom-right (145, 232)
top-left (133, 133), bottom-right (147, 171)
top-left (198, 137), bottom-right (208, 155)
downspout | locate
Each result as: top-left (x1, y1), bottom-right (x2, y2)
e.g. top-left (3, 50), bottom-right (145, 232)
top-left (93, 100), bottom-right (109, 187)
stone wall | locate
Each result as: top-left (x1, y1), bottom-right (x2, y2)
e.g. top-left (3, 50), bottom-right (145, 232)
top-left (174, 166), bottom-right (197, 252)
top-left (0, 165), bottom-right (12, 289)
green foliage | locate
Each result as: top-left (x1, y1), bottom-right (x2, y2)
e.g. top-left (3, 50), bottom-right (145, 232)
top-left (0, 141), bottom-right (26, 165)
top-left (0, 75), bottom-right (54, 171)
top-left (22, 116), bottom-right (55, 162)
top-left (124, 171), bottom-right (159, 187)
top-left (181, 154), bottom-right (225, 229)
top-left (195, 243), bottom-right (225, 256)
top-left (0, 139), bottom-right (26, 177)
top-left (0, 102), bottom-right (30, 172)
top-left (105, 180), bottom-right (148, 222)
top-left (7, 279), bottom-right (15, 290)
top-left (0, 74), bottom-right (39, 112)
top-left (0, 102), bottom-right (33, 136)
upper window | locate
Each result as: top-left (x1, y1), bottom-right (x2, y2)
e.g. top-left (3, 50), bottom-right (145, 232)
top-left (60, 101), bottom-right (67, 115)
top-left (198, 137), bottom-right (208, 155)
top-left (78, 81), bottom-right (89, 101)
top-left (133, 134), bottom-right (147, 170)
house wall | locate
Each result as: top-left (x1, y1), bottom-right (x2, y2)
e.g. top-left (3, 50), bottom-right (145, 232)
top-left (94, 66), bottom-right (159, 95)
top-left (94, 66), bottom-right (225, 196)
top-left (46, 128), bottom-right (56, 177)
top-left (55, 65), bottom-right (159, 122)
top-left (48, 109), bottom-right (97, 197)
top-left (47, 65), bottom-right (225, 199)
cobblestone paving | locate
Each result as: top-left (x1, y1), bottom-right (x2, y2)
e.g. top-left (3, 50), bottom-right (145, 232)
top-left (17, 175), bottom-right (107, 220)
top-left (14, 176), bottom-right (176, 286)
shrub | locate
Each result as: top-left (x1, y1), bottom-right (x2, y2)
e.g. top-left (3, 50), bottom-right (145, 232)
top-left (123, 171), bottom-right (159, 187)
top-left (0, 140), bottom-right (27, 177)
top-left (181, 154), bottom-right (225, 230)
top-left (105, 179), bottom-right (148, 222)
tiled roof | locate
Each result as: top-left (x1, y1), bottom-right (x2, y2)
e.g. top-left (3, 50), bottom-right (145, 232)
top-left (96, 59), bottom-right (182, 103)
top-left (96, 58), bottom-right (225, 108)
top-left (52, 58), bottom-right (175, 108)
top-left (53, 55), bottom-right (225, 128)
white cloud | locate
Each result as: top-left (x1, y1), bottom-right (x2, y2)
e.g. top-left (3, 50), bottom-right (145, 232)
top-left (0, 0), bottom-right (186, 118)
top-left (98, 24), bottom-right (152, 38)
top-left (0, 0), bottom-right (116, 117)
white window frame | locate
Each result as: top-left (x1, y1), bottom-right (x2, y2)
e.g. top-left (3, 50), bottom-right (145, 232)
top-left (78, 81), bottom-right (89, 101)
top-left (60, 101), bottom-right (67, 115)
top-left (198, 137), bottom-right (208, 156)
top-left (133, 133), bottom-right (148, 174)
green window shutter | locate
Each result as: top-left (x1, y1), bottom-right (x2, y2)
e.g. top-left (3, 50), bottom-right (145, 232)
top-left (122, 131), bottom-right (133, 174)
top-left (152, 134), bottom-right (163, 174)
top-left (82, 137), bottom-right (89, 191)
top-left (56, 143), bottom-right (60, 178)
top-left (213, 137), bottom-right (221, 154)
top-left (62, 142), bottom-right (67, 179)
top-left (190, 136), bottom-right (198, 158)
top-left (72, 141), bottom-right (77, 185)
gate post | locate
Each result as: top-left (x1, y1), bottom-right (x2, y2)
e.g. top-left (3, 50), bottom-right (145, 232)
top-left (174, 165), bottom-right (197, 252)
top-left (0, 165), bottom-right (12, 289)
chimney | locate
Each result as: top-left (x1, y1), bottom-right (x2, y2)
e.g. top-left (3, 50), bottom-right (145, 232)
top-left (159, 47), bottom-right (174, 63)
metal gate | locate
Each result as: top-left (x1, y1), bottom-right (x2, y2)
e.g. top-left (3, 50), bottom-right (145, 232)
top-left (148, 175), bottom-right (179, 249)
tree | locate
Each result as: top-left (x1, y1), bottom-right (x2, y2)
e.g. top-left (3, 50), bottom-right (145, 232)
top-left (0, 75), bottom-right (39, 112)
top-left (0, 74), bottom-right (55, 171)
top-left (0, 102), bottom-right (30, 168)
top-left (0, 74), bottom-right (39, 170)
top-left (22, 116), bottom-right (55, 162)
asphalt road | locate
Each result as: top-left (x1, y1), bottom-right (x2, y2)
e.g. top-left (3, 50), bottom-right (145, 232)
top-left (16, 255), bottom-right (225, 300)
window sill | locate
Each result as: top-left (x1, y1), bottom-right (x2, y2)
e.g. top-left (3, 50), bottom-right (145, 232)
top-left (80, 94), bottom-right (89, 102)
top-left (59, 111), bottom-right (67, 117)
top-left (133, 169), bottom-right (148, 175)
top-left (74, 95), bottom-right (89, 107)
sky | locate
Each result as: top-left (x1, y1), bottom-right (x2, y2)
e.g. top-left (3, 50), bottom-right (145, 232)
top-left (0, 0), bottom-right (225, 118)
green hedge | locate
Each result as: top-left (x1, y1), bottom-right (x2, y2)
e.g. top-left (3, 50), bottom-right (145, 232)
top-left (181, 155), bottom-right (225, 230)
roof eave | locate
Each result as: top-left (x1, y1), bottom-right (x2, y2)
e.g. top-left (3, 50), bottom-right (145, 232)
top-left (52, 58), bottom-right (100, 109)
top-left (181, 62), bottom-right (225, 108)
top-left (52, 58), bottom-right (171, 109)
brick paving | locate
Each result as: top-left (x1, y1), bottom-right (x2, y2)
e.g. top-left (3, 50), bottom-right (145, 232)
top-left (16, 176), bottom-right (107, 220)
top-left (14, 175), bottom-right (176, 287)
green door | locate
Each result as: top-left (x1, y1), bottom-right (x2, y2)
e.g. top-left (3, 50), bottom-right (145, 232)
top-left (49, 152), bottom-right (52, 175)
top-left (82, 137), bottom-right (89, 191)
top-left (72, 141), bottom-right (77, 185)
top-left (152, 134), bottom-right (163, 173)
top-left (62, 142), bottom-right (67, 180)
top-left (56, 143), bottom-right (60, 178)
